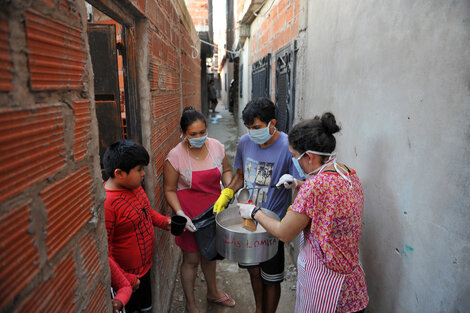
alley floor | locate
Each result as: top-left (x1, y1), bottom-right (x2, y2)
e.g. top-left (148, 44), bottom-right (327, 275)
top-left (168, 103), bottom-right (298, 313)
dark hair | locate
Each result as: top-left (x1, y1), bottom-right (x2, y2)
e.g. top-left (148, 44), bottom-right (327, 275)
top-left (242, 97), bottom-right (276, 125)
top-left (103, 140), bottom-right (150, 178)
top-left (288, 112), bottom-right (341, 157)
top-left (180, 106), bottom-right (207, 132)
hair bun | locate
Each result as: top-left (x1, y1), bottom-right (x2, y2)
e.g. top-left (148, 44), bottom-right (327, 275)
top-left (183, 106), bottom-right (195, 113)
top-left (321, 112), bottom-right (341, 134)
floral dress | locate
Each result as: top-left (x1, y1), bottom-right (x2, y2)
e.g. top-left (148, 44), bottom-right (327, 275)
top-left (290, 169), bottom-right (369, 313)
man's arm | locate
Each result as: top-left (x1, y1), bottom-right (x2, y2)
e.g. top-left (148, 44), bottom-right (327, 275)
top-left (225, 168), bottom-right (244, 194)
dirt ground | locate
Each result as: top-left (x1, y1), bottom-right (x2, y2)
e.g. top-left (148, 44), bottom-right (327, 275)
top-left (168, 248), bottom-right (298, 313)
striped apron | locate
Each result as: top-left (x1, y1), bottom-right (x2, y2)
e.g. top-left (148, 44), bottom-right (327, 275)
top-left (295, 232), bottom-right (345, 313)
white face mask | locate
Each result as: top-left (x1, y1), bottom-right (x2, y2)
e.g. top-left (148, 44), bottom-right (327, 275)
top-left (248, 121), bottom-right (274, 145)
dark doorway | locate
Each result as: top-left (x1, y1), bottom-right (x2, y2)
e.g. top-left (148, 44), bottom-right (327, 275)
top-left (86, 2), bottom-right (142, 179)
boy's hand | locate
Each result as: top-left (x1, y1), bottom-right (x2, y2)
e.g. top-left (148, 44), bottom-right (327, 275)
top-left (133, 277), bottom-right (140, 292)
top-left (176, 210), bottom-right (197, 232)
top-left (166, 217), bottom-right (171, 230)
top-left (213, 188), bottom-right (234, 214)
top-left (112, 299), bottom-right (123, 313)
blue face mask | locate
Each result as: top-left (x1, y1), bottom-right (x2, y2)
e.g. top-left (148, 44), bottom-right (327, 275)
top-left (187, 134), bottom-right (207, 148)
top-left (248, 122), bottom-right (274, 145)
top-left (292, 153), bottom-right (307, 179)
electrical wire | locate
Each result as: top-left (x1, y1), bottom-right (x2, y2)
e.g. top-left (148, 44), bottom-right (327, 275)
top-left (191, 38), bottom-right (241, 59)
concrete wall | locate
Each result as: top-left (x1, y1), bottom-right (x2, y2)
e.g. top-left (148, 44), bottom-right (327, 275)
top-left (219, 60), bottom-right (233, 109)
top-left (298, 1), bottom-right (470, 312)
top-left (0, 0), bottom-right (200, 312)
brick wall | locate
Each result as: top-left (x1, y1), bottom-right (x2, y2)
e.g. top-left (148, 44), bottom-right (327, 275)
top-left (147, 0), bottom-right (200, 310)
top-left (0, 1), bottom-right (108, 312)
top-left (251, 0), bottom-right (300, 63)
top-left (185, 0), bottom-right (209, 28)
top-left (249, 0), bottom-right (301, 97)
top-left (0, 0), bottom-right (200, 312)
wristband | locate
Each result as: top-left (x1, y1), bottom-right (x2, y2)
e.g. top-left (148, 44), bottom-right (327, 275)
top-left (251, 207), bottom-right (262, 220)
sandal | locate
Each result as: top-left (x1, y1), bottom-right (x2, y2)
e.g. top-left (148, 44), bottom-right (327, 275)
top-left (207, 292), bottom-right (236, 307)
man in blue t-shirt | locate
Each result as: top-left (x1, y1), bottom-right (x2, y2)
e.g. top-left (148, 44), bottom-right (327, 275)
top-left (214, 97), bottom-right (301, 313)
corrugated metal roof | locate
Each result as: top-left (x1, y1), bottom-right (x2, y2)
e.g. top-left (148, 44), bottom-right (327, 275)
top-left (0, 105), bottom-right (65, 202)
top-left (40, 166), bottom-right (93, 258)
top-left (17, 254), bottom-right (77, 313)
top-left (0, 19), bottom-right (13, 91)
top-left (0, 201), bottom-right (39, 307)
top-left (25, 10), bottom-right (86, 90)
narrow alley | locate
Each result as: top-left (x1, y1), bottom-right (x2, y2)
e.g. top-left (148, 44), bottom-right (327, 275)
top-left (1, 1), bottom-right (469, 313)
top-left (168, 103), bottom-right (298, 312)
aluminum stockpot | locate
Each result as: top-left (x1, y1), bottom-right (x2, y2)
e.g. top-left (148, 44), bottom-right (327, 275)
top-left (216, 204), bottom-right (280, 264)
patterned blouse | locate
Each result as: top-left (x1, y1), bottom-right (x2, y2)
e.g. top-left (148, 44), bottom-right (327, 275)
top-left (291, 169), bottom-right (369, 313)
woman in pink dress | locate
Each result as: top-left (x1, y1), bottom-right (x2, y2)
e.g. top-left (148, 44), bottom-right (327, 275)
top-left (239, 113), bottom-right (369, 313)
top-left (164, 106), bottom-right (235, 313)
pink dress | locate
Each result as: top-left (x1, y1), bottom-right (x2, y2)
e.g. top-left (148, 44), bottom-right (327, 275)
top-left (166, 137), bottom-right (225, 252)
top-left (291, 170), bottom-right (369, 313)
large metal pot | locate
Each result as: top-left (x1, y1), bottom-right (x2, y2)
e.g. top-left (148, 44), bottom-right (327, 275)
top-left (216, 204), bottom-right (280, 264)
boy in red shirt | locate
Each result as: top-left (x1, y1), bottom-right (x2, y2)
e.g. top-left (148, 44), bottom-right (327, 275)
top-left (104, 140), bottom-right (171, 313)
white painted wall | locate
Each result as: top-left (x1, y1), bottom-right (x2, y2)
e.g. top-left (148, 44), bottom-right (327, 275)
top-left (219, 61), bottom-right (233, 110)
top-left (297, 1), bottom-right (470, 312)
top-left (237, 39), bottom-right (251, 136)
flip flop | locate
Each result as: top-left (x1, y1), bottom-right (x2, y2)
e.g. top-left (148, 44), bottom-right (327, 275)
top-left (207, 292), bottom-right (236, 307)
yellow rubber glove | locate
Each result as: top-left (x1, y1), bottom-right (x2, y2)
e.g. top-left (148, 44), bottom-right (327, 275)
top-left (213, 188), bottom-right (234, 214)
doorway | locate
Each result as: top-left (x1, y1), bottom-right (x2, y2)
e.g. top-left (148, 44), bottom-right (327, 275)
top-left (85, 1), bottom-right (141, 178)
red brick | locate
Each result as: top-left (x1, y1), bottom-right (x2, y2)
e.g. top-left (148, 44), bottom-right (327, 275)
top-left (149, 59), bottom-right (159, 90)
top-left (25, 10), bottom-right (86, 90)
top-left (73, 99), bottom-right (91, 162)
top-left (0, 105), bottom-right (65, 202)
top-left (0, 19), bottom-right (13, 91)
top-left (40, 167), bottom-right (93, 258)
top-left (85, 282), bottom-right (108, 313)
top-left (153, 93), bottom-right (164, 119)
top-left (79, 233), bottom-right (101, 292)
top-left (17, 253), bottom-right (76, 313)
top-left (0, 202), bottom-right (39, 307)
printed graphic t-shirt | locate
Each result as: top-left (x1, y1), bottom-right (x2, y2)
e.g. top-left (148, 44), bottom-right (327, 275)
top-left (234, 132), bottom-right (299, 219)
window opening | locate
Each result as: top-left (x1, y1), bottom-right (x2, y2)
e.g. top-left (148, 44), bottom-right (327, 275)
top-left (275, 44), bottom-right (295, 133)
top-left (252, 54), bottom-right (271, 99)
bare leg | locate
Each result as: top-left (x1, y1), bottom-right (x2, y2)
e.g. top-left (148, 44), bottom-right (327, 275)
top-left (263, 281), bottom-right (281, 313)
top-left (247, 266), bottom-right (264, 313)
top-left (200, 257), bottom-right (225, 299)
top-left (180, 250), bottom-right (201, 313)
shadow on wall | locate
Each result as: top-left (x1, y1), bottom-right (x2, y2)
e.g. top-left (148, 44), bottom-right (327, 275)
top-left (360, 137), bottom-right (403, 313)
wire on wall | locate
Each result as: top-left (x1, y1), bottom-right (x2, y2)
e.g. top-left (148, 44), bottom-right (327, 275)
top-left (191, 38), bottom-right (241, 59)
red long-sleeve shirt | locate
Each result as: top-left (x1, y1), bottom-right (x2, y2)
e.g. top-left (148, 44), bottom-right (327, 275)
top-left (105, 186), bottom-right (169, 277)
top-left (109, 257), bottom-right (132, 306)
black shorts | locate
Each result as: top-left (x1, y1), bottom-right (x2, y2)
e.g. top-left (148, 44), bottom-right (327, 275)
top-left (125, 270), bottom-right (152, 312)
top-left (239, 241), bottom-right (285, 283)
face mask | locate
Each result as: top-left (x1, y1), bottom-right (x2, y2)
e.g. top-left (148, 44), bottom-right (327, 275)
top-left (248, 121), bottom-right (274, 145)
top-left (187, 134), bottom-right (207, 148)
top-left (292, 150), bottom-right (335, 179)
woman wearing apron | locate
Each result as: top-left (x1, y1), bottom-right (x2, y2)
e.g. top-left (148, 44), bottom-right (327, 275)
top-left (239, 113), bottom-right (369, 313)
top-left (164, 107), bottom-right (235, 313)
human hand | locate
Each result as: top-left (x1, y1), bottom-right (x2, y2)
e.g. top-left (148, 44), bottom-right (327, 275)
top-left (213, 188), bottom-right (234, 214)
top-left (133, 277), bottom-right (140, 292)
top-left (237, 203), bottom-right (256, 219)
top-left (176, 210), bottom-right (197, 232)
top-left (112, 299), bottom-right (123, 313)
top-left (276, 174), bottom-right (297, 189)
